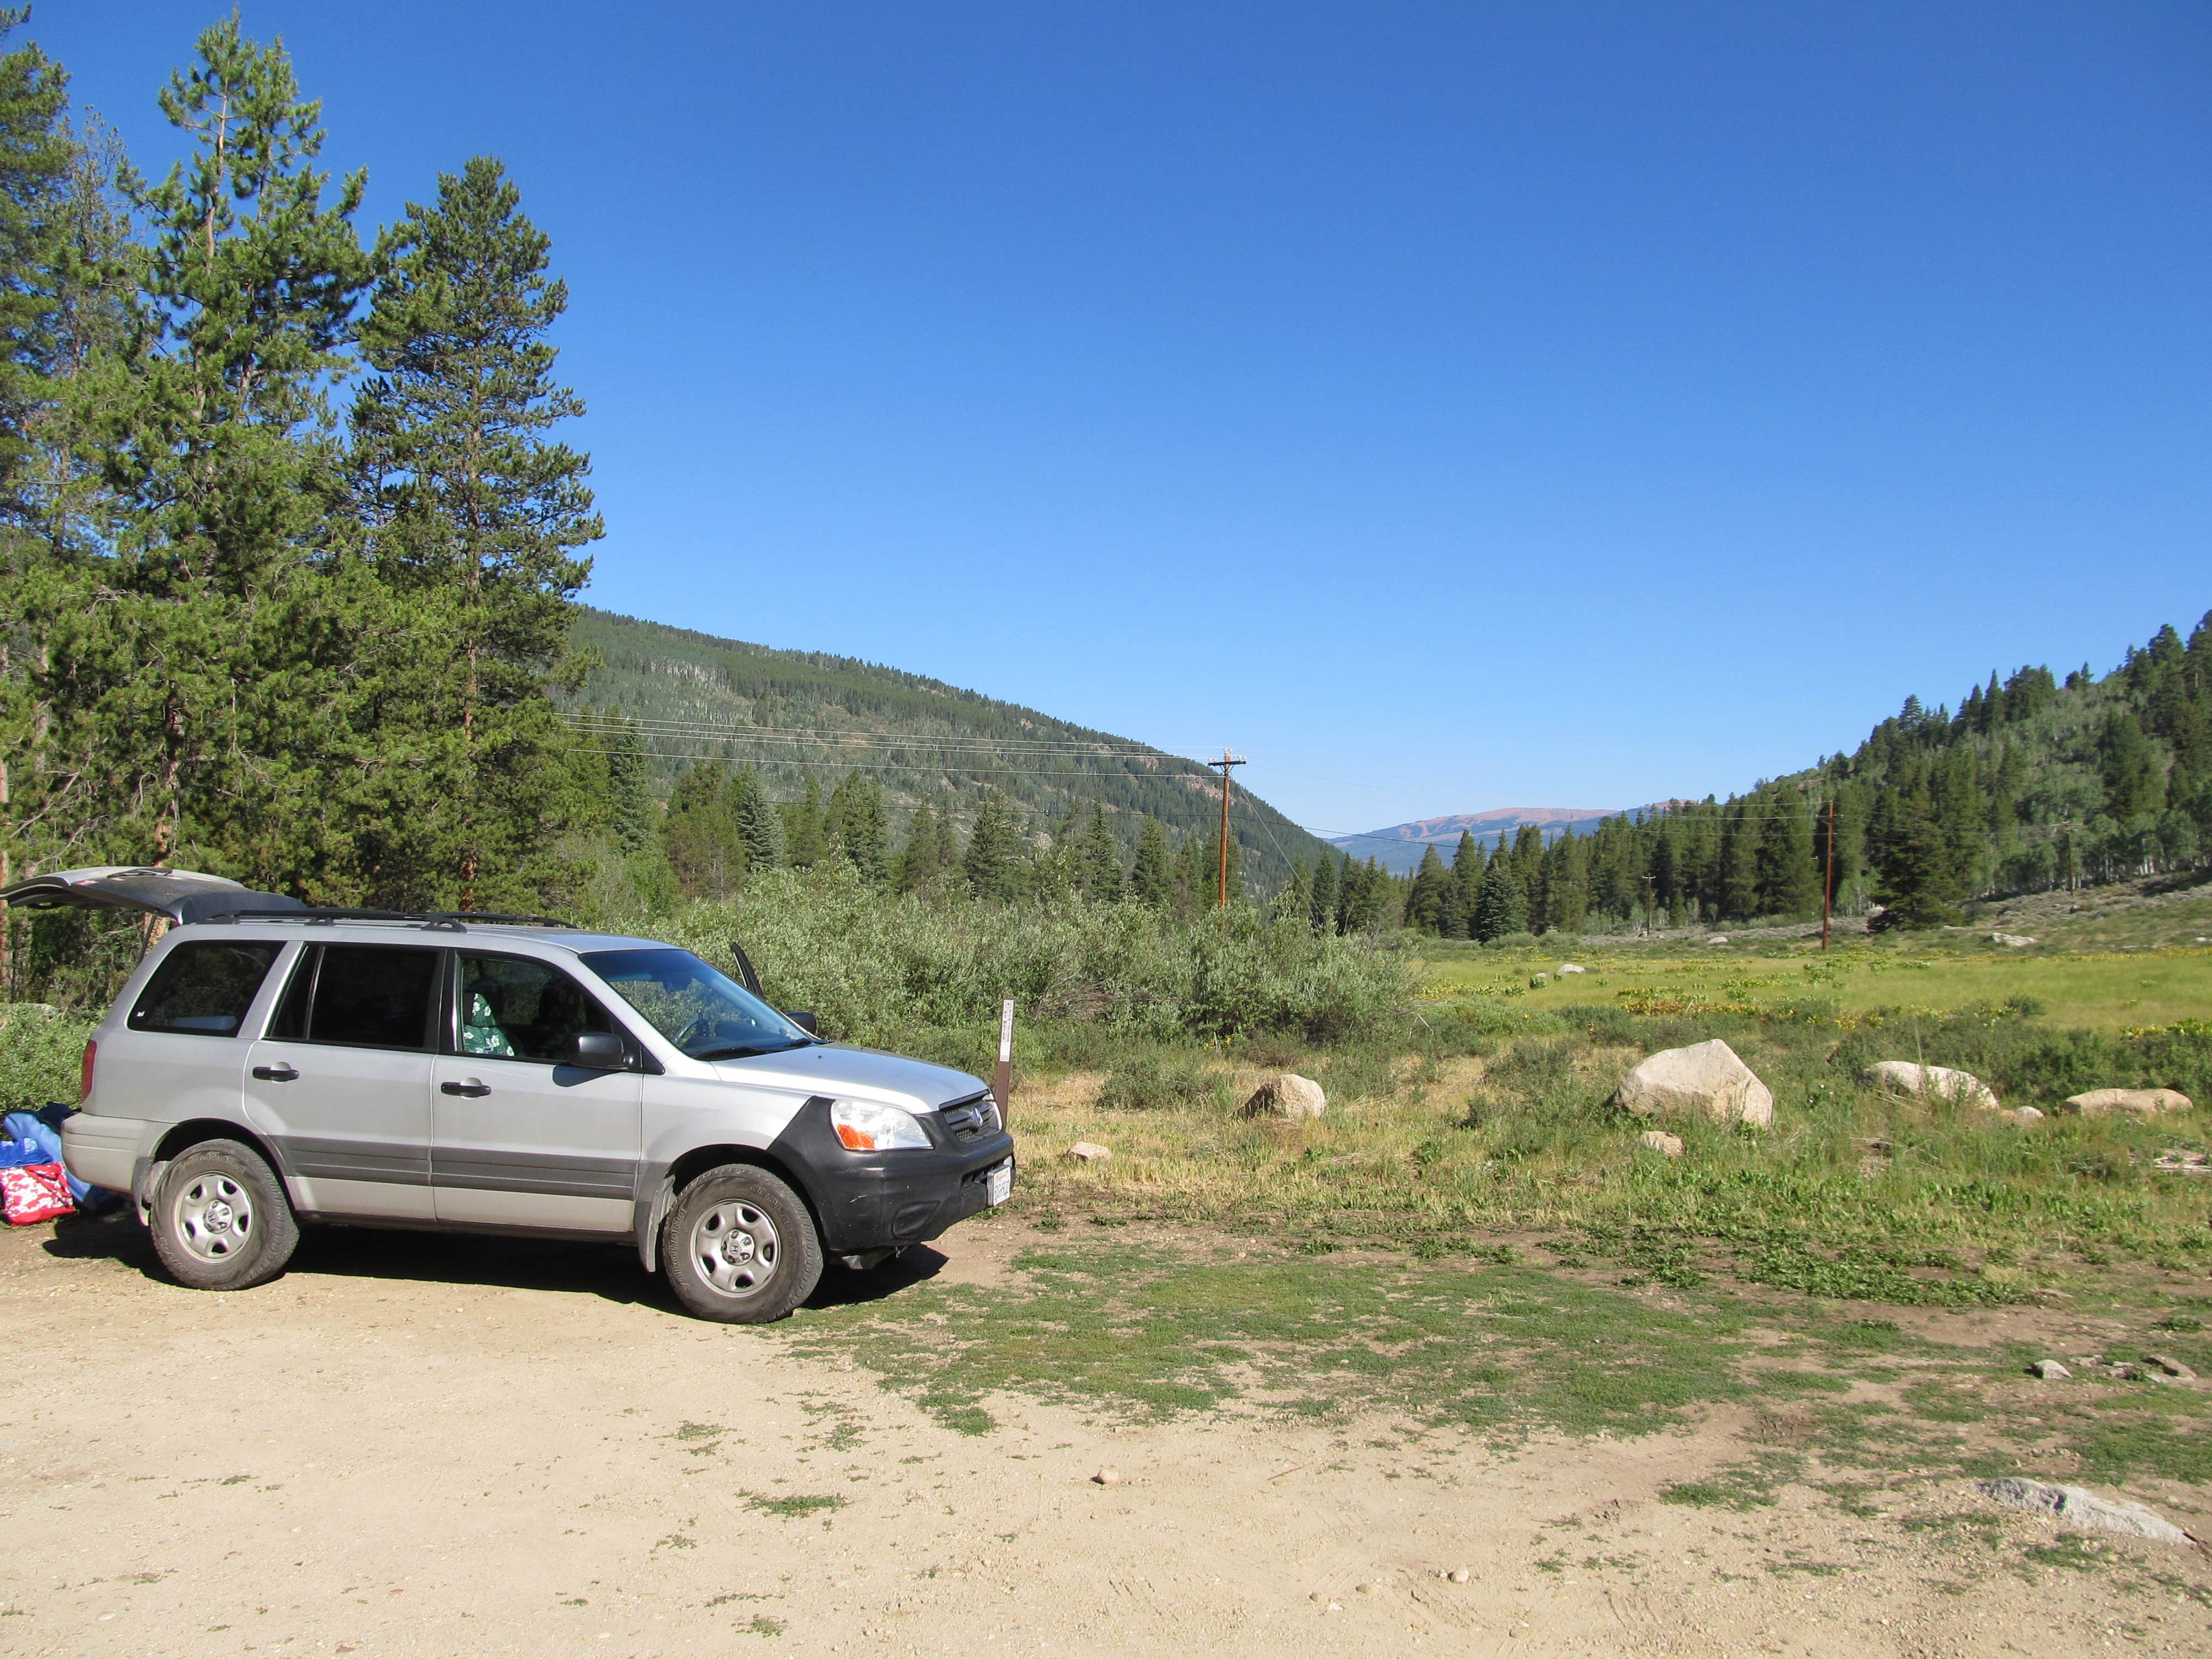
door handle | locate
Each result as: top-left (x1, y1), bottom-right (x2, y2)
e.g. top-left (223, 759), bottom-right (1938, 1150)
top-left (441, 1079), bottom-right (492, 1098)
top-left (252, 1064), bottom-right (299, 1083)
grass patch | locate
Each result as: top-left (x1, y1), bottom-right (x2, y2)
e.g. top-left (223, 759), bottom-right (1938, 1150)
top-left (743, 1493), bottom-right (847, 1520)
top-left (789, 1245), bottom-right (1749, 1438)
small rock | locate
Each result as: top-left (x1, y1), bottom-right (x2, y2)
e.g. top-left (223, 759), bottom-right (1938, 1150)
top-left (2111, 1363), bottom-right (2142, 1380)
top-left (1065, 1141), bottom-right (1112, 1162)
top-left (2154, 1149), bottom-right (2212, 1174)
top-left (2002, 1105), bottom-right (2044, 1122)
top-left (2144, 1354), bottom-right (2198, 1381)
top-left (1989, 932), bottom-right (2038, 947)
top-left (1091, 1466), bottom-right (1120, 1485)
top-left (2061, 1087), bottom-right (2194, 1117)
top-left (2028, 1359), bottom-right (2072, 1380)
top-left (1862, 1061), bottom-right (2001, 1112)
top-left (1637, 1130), bottom-right (1684, 1158)
top-left (1705, 936), bottom-right (1729, 946)
top-left (1558, 963), bottom-right (1587, 974)
top-left (1977, 1477), bottom-right (2194, 1545)
top-left (1239, 1073), bottom-right (1327, 1121)
top-left (1615, 1039), bottom-right (1774, 1128)
top-left (1354, 1582), bottom-right (1373, 1595)
top-left (1447, 1568), bottom-right (1470, 1584)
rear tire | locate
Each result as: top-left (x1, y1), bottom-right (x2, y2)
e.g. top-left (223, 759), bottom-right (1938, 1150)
top-left (149, 1139), bottom-right (300, 1291)
top-left (662, 1164), bottom-right (822, 1323)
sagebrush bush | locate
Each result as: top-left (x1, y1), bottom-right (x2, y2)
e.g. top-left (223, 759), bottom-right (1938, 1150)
top-left (1097, 1053), bottom-right (1223, 1112)
top-left (0, 1005), bottom-right (93, 1114)
top-left (581, 865), bottom-right (1411, 1051)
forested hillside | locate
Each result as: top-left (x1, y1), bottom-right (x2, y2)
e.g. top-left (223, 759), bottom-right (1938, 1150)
top-left (1376, 609), bottom-right (2212, 940)
top-left (566, 608), bottom-right (1332, 890)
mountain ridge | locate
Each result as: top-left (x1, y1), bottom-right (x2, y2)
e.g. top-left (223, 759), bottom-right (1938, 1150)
top-left (568, 607), bottom-right (1335, 888)
top-left (1330, 808), bottom-right (1622, 874)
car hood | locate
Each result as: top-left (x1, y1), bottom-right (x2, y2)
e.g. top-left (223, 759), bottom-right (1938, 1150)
top-left (710, 1044), bottom-right (986, 1113)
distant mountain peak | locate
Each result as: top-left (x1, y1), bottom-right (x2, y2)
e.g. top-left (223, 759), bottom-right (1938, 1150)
top-left (1327, 808), bottom-right (1622, 874)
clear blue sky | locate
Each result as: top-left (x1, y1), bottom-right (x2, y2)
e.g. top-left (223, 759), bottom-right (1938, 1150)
top-left (45, 2), bottom-right (2212, 836)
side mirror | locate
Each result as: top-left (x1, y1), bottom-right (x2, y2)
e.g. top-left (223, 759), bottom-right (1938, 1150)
top-left (784, 1010), bottom-right (818, 1036)
top-left (570, 1031), bottom-right (627, 1070)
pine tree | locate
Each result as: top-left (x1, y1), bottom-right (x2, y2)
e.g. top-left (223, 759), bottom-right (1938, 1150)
top-left (0, 9), bottom-right (72, 520)
top-left (1403, 843), bottom-right (1449, 934)
top-left (1079, 802), bottom-right (1122, 901)
top-left (1129, 816), bottom-right (1173, 909)
top-left (961, 790), bottom-right (1022, 899)
top-left (894, 802), bottom-right (945, 894)
top-left (347, 154), bottom-right (598, 907)
top-left (1754, 794), bottom-right (1819, 920)
top-left (826, 770), bottom-right (888, 883)
top-left (41, 19), bottom-right (371, 889)
top-left (781, 776), bottom-right (827, 868)
top-left (1307, 846), bottom-right (1339, 932)
top-left (728, 765), bottom-right (784, 871)
top-left (661, 760), bottom-right (744, 899)
top-left (2098, 712), bottom-right (2164, 820)
top-left (600, 708), bottom-right (652, 853)
top-left (1471, 857), bottom-right (1525, 942)
top-left (1447, 832), bottom-right (1481, 940)
top-left (1172, 831), bottom-right (1208, 915)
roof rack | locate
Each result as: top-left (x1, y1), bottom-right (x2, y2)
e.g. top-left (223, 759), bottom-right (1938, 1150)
top-left (206, 908), bottom-right (576, 931)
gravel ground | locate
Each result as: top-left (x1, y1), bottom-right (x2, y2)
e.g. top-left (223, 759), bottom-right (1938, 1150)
top-left (2, 1211), bottom-right (2209, 1657)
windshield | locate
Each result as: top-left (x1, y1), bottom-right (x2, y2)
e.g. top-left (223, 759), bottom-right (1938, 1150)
top-left (581, 948), bottom-right (811, 1060)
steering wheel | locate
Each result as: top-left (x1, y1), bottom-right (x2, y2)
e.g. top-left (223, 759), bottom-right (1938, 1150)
top-left (672, 1015), bottom-right (709, 1051)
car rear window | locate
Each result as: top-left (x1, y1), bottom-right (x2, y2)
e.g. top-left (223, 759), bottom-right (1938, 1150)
top-left (128, 941), bottom-right (283, 1038)
top-left (306, 945), bottom-right (440, 1051)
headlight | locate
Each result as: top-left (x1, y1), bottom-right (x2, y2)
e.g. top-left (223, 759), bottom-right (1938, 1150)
top-left (830, 1099), bottom-right (931, 1151)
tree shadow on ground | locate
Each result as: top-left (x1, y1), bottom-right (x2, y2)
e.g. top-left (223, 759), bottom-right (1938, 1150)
top-left (41, 1208), bottom-right (947, 1319)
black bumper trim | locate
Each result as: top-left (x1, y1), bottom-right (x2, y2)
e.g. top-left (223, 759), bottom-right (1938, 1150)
top-left (767, 1096), bottom-right (1014, 1255)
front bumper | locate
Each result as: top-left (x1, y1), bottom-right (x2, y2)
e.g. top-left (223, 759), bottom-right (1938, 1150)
top-left (769, 1096), bottom-right (1015, 1254)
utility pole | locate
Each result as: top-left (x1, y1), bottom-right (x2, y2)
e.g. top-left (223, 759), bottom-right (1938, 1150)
top-left (1209, 750), bottom-right (1246, 911)
top-left (1822, 799), bottom-right (1835, 951)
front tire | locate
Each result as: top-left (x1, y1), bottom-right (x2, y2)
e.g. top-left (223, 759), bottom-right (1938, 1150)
top-left (662, 1164), bottom-right (823, 1323)
top-left (149, 1139), bottom-right (300, 1291)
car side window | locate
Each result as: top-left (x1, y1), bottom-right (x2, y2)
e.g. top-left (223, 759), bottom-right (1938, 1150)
top-left (128, 941), bottom-right (283, 1037)
top-left (455, 954), bottom-right (617, 1065)
top-left (267, 945), bottom-right (317, 1041)
top-left (306, 945), bottom-right (439, 1052)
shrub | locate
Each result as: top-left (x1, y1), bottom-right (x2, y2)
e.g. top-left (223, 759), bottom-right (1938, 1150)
top-left (0, 1005), bottom-right (94, 1114)
top-left (1097, 1053), bottom-right (1223, 1112)
top-left (583, 866), bottom-right (1411, 1051)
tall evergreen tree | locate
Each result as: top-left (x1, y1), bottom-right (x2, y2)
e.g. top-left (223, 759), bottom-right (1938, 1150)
top-left (780, 776), bottom-right (827, 867)
top-left (347, 154), bottom-right (598, 906)
top-left (599, 708), bottom-right (652, 854)
top-left (894, 801), bottom-right (946, 894)
top-left (2098, 712), bottom-right (2164, 820)
top-left (1307, 845), bottom-right (1339, 932)
top-left (961, 790), bottom-right (1022, 900)
top-left (1402, 843), bottom-right (1449, 934)
top-left (1078, 802), bottom-right (1123, 901)
top-left (661, 760), bottom-right (744, 899)
top-left (825, 770), bottom-right (888, 883)
top-left (39, 19), bottom-right (371, 889)
top-left (1471, 857), bottom-right (1526, 942)
top-left (1129, 815), bottom-right (1173, 909)
top-left (728, 765), bottom-right (784, 871)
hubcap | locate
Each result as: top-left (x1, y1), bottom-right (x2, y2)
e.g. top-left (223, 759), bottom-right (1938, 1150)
top-left (691, 1201), bottom-right (779, 1299)
top-left (173, 1174), bottom-right (253, 1263)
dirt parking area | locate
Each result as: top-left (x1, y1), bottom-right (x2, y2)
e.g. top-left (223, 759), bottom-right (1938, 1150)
top-left (2, 1212), bottom-right (2208, 1658)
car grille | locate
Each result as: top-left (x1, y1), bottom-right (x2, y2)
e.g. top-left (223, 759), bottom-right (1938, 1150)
top-left (939, 1091), bottom-right (1003, 1140)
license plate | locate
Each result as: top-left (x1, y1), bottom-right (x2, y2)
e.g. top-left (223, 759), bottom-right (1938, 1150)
top-left (985, 1160), bottom-right (1013, 1207)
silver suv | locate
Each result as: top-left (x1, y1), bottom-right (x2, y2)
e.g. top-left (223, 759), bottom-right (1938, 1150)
top-left (27, 873), bottom-right (1013, 1323)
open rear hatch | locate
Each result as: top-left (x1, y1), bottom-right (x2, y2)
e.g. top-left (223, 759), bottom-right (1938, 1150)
top-left (0, 866), bottom-right (306, 926)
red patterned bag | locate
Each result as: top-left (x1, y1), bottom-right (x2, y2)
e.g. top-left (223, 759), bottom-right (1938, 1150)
top-left (1, 1162), bottom-right (72, 1225)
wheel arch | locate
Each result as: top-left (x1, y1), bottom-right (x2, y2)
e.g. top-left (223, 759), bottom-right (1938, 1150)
top-left (635, 1142), bottom-right (823, 1274)
top-left (152, 1118), bottom-right (290, 1181)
